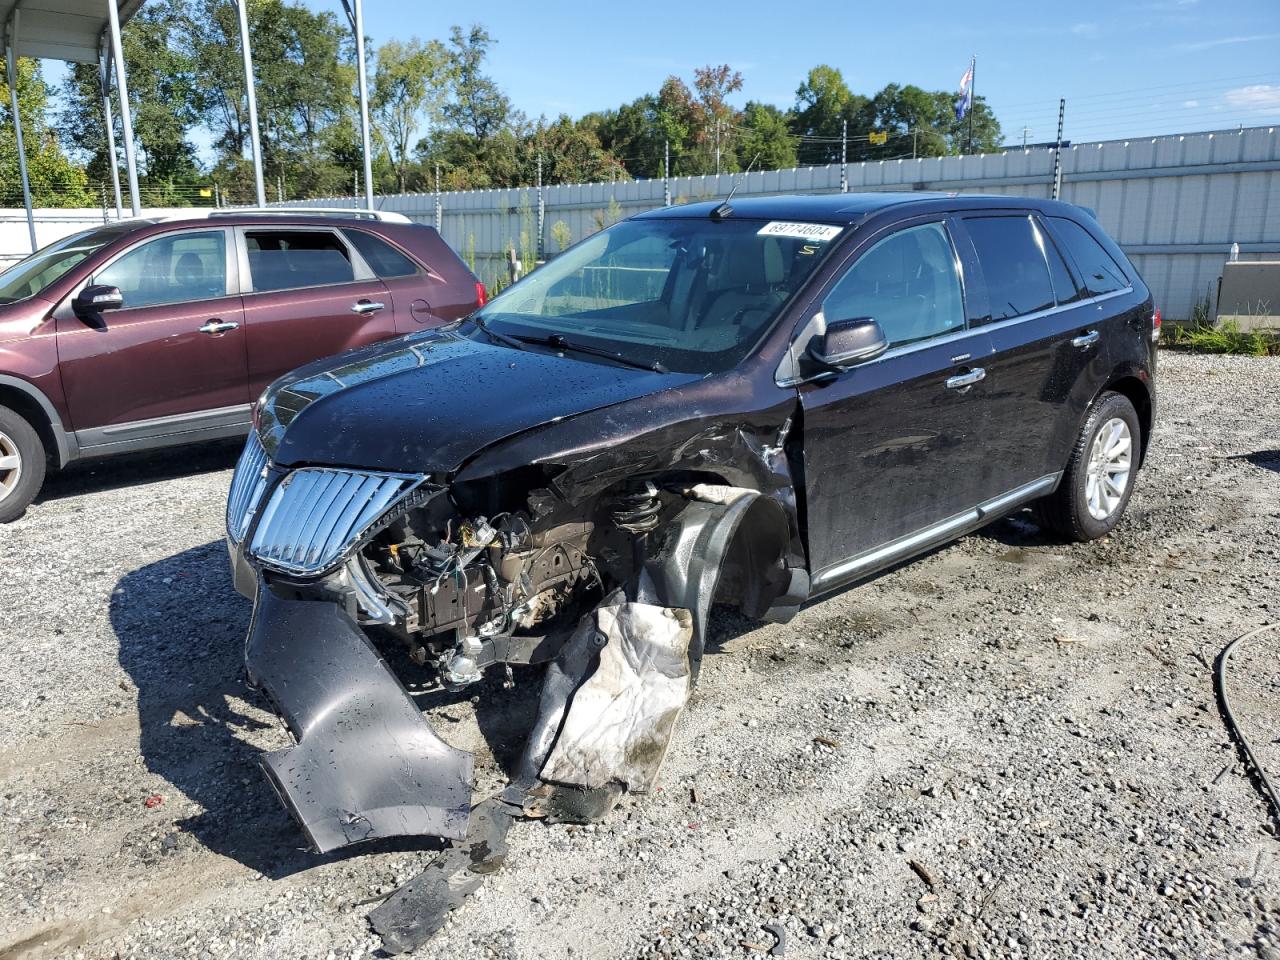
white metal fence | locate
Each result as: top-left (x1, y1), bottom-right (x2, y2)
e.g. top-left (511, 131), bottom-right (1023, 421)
top-left (6, 125), bottom-right (1278, 320)
top-left (283, 124), bottom-right (1280, 321)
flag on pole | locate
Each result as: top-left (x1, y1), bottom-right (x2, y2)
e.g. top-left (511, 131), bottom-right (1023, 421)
top-left (956, 60), bottom-right (974, 121)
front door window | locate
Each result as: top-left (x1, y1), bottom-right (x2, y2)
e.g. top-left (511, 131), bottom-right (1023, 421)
top-left (94, 231), bottom-right (228, 309)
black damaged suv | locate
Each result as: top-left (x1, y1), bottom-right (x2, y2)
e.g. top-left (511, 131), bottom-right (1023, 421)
top-left (225, 193), bottom-right (1157, 854)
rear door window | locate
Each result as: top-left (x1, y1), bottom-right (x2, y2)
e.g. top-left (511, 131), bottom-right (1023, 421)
top-left (821, 222), bottom-right (965, 348)
top-left (1047, 217), bottom-right (1128, 296)
top-left (245, 230), bottom-right (355, 293)
top-left (344, 230), bottom-right (418, 278)
top-left (965, 216), bottom-right (1055, 322)
top-left (94, 230), bottom-right (228, 309)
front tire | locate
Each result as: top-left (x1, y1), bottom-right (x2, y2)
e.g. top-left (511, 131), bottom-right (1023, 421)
top-left (1034, 391), bottom-right (1140, 542)
top-left (0, 405), bottom-right (47, 523)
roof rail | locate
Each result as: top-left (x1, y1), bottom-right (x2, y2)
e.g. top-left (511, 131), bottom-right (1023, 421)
top-left (166, 208), bottom-right (412, 223)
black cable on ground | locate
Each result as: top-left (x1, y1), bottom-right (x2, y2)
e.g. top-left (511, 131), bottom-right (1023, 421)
top-left (1214, 622), bottom-right (1280, 834)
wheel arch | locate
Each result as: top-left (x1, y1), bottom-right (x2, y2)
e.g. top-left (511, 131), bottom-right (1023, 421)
top-left (1100, 372), bottom-right (1153, 466)
top-left (647, 489), bottom-right (796, 678)
top-left (0, 375), bottom-right (73, 468)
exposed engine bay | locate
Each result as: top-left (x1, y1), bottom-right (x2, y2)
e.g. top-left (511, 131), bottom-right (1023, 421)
top-left (357, 477), bottom-right (678, 690)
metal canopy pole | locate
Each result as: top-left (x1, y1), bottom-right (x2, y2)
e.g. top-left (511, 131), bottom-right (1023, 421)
top-left (236, 0), bottom-right (266, 207)
top-left (98, 44), bottom-right (123, 218)
top-left (341, 0), bottom-right (375, 209)
top-left (5, 11), bottom-right (37, 252)
top-left (105, 0), bottom-right (140, 216)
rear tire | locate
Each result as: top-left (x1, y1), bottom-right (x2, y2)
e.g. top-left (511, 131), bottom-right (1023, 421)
top-left (1034, 391), bottom-right (1140, 543)
top-left (0, 405), bottom-right (47, 523)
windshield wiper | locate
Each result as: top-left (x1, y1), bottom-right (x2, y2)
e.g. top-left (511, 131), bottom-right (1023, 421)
top-left (515, 333), bottom-right (668, 374)
top-left (468, 315), bottom-right (526, 352)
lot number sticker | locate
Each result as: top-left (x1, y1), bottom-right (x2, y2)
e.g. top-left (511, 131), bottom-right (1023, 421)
top-left (757, 221), bottom-right (844, 242)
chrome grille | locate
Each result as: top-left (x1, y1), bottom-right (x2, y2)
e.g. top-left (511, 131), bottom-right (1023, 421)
top-left (248, 467), bottom-right (423, 576)
top-left (226, 432), bottom-right (271, 543)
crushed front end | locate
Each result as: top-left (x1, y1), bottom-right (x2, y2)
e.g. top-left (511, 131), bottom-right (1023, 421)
top-left (225, 427), bottom-right (765, 854)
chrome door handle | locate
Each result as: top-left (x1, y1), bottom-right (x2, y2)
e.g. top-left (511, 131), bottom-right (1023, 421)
top-left (351, 300), bottom-right (385, 315)
top-left (945, 367), bottom-right (986, 390)
top-left (199, 319), bottom-right (239, 335)
top-left (1072, 330), bottom-right (1100, 348)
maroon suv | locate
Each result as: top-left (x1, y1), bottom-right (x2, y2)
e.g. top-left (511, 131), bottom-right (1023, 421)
top-left (0, 212), bottom-right (484, 521)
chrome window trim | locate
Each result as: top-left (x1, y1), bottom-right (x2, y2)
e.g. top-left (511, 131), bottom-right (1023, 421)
top-left (843, 285), bottom-right (1134, 368)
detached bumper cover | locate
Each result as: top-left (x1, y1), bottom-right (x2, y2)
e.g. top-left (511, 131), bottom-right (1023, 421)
top-left (245, 588), bottom-right (473, 853)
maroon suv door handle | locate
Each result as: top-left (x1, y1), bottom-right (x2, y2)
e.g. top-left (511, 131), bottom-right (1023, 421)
top-left (351, 300), bottom-right (386, 315)
top-left (199, 319), bottom-right (239, 336)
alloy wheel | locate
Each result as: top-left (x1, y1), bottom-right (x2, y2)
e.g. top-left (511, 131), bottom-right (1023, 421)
top-left (0, 429), bottom-right (22, 505)
top-left (1084, 417), bottom-right (1132, 520)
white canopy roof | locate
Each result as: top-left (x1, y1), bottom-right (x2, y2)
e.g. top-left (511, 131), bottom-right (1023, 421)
top-left (2, 0), bottom-right (145, 64)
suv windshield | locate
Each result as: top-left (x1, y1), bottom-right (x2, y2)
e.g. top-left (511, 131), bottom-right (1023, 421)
top-left (473, 216), bottom-right (842, 373)
top-left (0, 225), bottom-right (134, 305)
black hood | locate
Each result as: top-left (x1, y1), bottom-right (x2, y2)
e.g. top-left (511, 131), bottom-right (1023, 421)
top-left (258, 327), bottom-right (698, 473)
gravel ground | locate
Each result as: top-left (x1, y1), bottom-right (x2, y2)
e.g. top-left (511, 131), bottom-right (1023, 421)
top-left (1, 350), bottom-right (1278, 960)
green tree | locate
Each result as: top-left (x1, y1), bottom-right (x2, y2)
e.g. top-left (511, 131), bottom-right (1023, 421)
top-left (372, 38), bottom-right (452, 192)
top-left (60, 0), bottom-right (202, 195)
top-left (792, 65), bottom-right (869, 163)
top-left (442, 25), bottom-right (510, 140)
top-left (186, 0), bottom-right (356, 200)
top-left (532, 114), bottom-right (626, 184)
top-left (737, 101), bottom-right (796, 170)
top-left (582, 95), bottom-right (664, 178)
top-left (1, 58), bottom-right (95, 207)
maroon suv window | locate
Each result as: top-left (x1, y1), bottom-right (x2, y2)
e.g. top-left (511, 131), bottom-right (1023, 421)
top-left (246, 230), bottom-right (355, 293)
top-left (345, 230), bottom-right (418, 278)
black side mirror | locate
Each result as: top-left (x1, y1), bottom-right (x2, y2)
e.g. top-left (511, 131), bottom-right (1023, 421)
top-left (72, 284), bottom-right (124, 325)
top-left (808, 316), bottom-right (889, 370)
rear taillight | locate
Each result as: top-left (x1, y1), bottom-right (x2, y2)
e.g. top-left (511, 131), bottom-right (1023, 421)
top-left (475, 281), bottom-right (488, 307)
top-left (1152, 308), bottom-right (1162, 341)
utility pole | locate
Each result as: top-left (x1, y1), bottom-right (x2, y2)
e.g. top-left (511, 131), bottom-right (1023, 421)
top-left (1021, 126), bottom-right (1031, 148)
top-left (714, 119), bottom-right (721, 176)
top-left (840, 119), bottom-right (848, 193)
top-left (663, 139), bottom-right (671, 206)
top-left (1051, 98), bottom-right (1065, 200)
top-left (235, 0), bottom-right (266, 208)
top-left (912, 127), bottom-right (918, 160)
top-left (339, 0), bottom-right (374, 209)
top-left (536, 150), bottom-right (545, 263)
top-left (277, 172), bottom-right (283, 203)
top-left (434, 163), bottom-right (442, 230)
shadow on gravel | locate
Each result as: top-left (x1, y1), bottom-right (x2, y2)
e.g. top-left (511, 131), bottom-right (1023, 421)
top-left (968, 509), bottom-right (1055, 548)
top-left (38, 439), bottom-right (243, 503)
top-left (110, 541), bottom-right (563, 880)
top-left (1243, 449), bottom-right (1280, 474)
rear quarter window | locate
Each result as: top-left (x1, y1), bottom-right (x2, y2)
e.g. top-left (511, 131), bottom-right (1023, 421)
top-left (345, 230), bottom-right (419, 279)
top-left (1046, 217), bottom-right (1129, 296)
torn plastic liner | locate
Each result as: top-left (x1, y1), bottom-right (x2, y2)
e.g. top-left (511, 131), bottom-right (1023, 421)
top-left (245, 588), bottom-right (473, 853)
top-left (522, 587), bottom-right (694, 819)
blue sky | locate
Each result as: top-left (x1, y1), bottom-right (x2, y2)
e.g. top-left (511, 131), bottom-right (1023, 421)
top-left (47, 0), bottom-right (1280, 153)
top-left (305, 0), bottom-right (1280, 145)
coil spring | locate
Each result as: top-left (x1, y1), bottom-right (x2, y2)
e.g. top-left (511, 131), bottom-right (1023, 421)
top-left (610, 480), bottom-right (661, 534)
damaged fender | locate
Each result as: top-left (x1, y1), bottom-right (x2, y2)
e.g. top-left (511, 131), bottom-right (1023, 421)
top-left (245, 587), bottom-right (473, 853)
